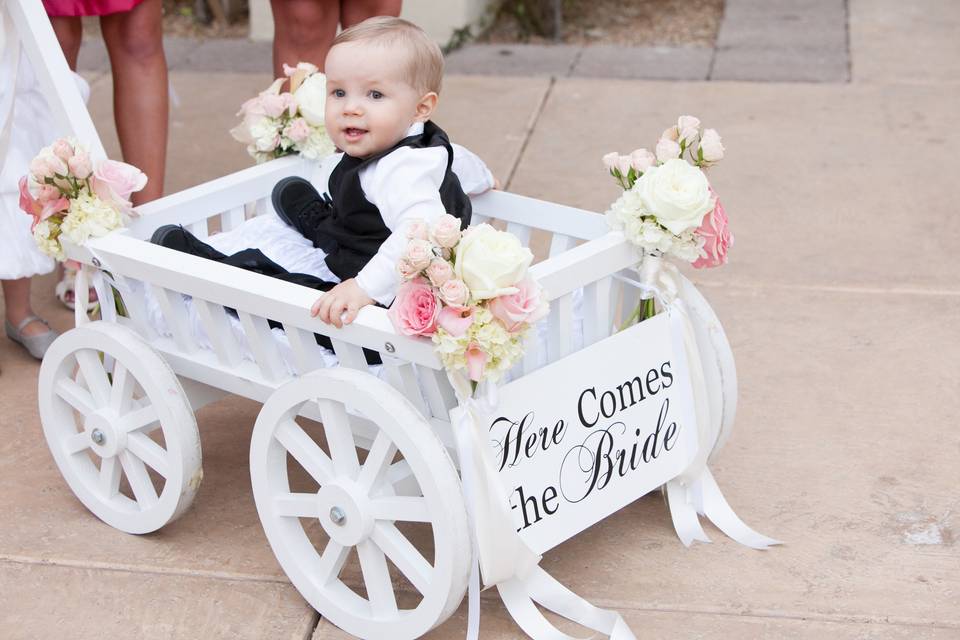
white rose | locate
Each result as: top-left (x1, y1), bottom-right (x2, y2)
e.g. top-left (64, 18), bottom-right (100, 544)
top-left (294, 73), bottom-right (327, 127)
top-left (676, 115), bottom-right (701, 143)
top-left (453, 224), bottom-right (532, 299)
top-left (635, 158), bottom-right (715, 235)
top-left (655, 138), bottom-right (681, 163)
top-left (698, 128), bottom-right (724, 163)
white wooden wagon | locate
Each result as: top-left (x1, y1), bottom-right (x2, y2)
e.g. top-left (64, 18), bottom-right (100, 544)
top-left (4, 1), bottom-right (751, 638)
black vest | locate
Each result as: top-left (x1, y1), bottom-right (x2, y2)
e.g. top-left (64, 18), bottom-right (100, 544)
top-left (312, 121), bottom-right (472, 281)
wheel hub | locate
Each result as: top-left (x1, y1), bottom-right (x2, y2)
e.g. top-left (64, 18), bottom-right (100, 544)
top-left (316, 480), bottom-right (373, 546)
top-left (84, 409), bottom-right (125, 459)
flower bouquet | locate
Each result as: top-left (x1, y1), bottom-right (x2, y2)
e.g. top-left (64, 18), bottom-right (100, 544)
top-left (19, 137), bottom-right (146, 260)
top-left (604, 115), bottom-right (733, 324)
top-left (230, 62), bottom-right (335, 163)
top-left (388, 215), bottom-right (549, 385)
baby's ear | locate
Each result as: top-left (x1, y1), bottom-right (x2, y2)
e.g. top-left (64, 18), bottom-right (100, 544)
top-left (415, 92), bottom-right (439, 121)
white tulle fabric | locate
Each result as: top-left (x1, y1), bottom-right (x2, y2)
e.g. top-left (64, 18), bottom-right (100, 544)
top-left (0, 54), bottom-right (90, 280)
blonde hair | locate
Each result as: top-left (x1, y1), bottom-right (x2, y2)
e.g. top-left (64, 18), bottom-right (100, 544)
top-left (331, 17), bottom-right (444, 95)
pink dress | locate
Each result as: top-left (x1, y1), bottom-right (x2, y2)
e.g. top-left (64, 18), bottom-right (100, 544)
top-left (42, 0), bottom-right (145, 17)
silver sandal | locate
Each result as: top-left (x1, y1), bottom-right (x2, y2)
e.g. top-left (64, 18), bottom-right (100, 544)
top-left (5, 315), bottom-right (59, 360)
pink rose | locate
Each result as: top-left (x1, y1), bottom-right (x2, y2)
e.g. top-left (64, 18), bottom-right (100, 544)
top-left (437, 305), bottom-right (474, 337)
top-left (397, 257), bottom-right (421, 280)
top-left (629, 148), bottom-right (656, 173)
top-left (655, 138), bottom-right (681, 163)
top-left (403, 239), bottom-right (434, 271)
top-left (92, 159), bottom-right (148, 211)
top-left (692, 197), bottom-right (733, 269)
top-left (430, 214), bottom-right (462, 248)
top-left (18, 176), bottom-right (68, 231)
top-left (44, 154), bottom-right (68, 177)
top-left (426, 258), bottom-right (454, 286)
top-left (67, 151), bottom-right (92, 179)
top-left (29, 156), bottom-right (53, 180)
top-left (614, 155), bottom-right (632, 177)
top-left (260, 93), bottom-right (288, 118)
top-left (488, 276), bottom-right (548, 332)
top-left (388, 278), bottom-right (440, 336)
top-left (283, 117), bottom-right (311, 144)
top-left (465, 342), bottom-right (487, 382)
top-left (52, 139), bottom-right (74, 161)
top-left (406, 219), bottom-right (430, 241)
top-left (439, 278), bottom-right (469, 307)
top-left (36, 185), bottom-right (61, 203)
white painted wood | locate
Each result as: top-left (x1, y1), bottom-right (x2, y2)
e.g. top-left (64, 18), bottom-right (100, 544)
top-left (284, 324), bottom-right (327, 375)
top-left (237, 311), bottom-right (287, 382)
top-left (330, 338), bottom-right (371, 372)
top-left (87, 234), bottom-right (443, 369)
top-left (419, 367), bottom-right (457, 420)
top-left (546, 292), bottom-right (574, 363)
top-left (582, 277), bottom-right (613, 348)
top-left (548, 233), bottom-right (577, 259)
top-left (37, 321), bottom-right (201, 533)
top-left (149, 284), bottom-right (197, 354)
top-left (111, 275), bottom-right (156, 340)
top-left (471, 190), bottom-right (608, 241)
top-left (187, 220), bottom-right (209, 240)
top-left (529, 232), bottom-right (639, 302)
top-left (249, 368), bottom-right (470, 640)
top-left (521, 321), bottom-right (543, 376)
top-left (381, 358), bottom-right (429, 417)
top-left (221, 206), bottom-right (246, 232)
top-left (194, 299), bottom-right (242, 367)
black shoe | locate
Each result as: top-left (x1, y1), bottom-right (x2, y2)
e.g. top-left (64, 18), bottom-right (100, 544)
top-left (150, 224), bottom-right (181, 246)
top-left (271, 176), bottom-right (331, 238)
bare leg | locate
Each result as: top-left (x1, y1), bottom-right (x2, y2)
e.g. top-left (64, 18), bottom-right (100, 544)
top-left (100, 0), bottom-right (168, 205)
top-left (50, 16), bottom-right (83, 70)
top-left (2, 279), bottom-right (47, 338)
top-left (270, 0), bottom-right (340, 76)
top-left (338, 0), bottom-right (401, 27)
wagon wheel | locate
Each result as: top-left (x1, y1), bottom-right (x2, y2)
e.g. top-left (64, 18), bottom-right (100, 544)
top-left (38, 321), bottom-right (202, 534)
top-left (250, 368), bottom-right (470, 640)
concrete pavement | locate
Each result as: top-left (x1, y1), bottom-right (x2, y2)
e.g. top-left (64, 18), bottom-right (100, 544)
top-left (2, 0), bottom-right (958, 638)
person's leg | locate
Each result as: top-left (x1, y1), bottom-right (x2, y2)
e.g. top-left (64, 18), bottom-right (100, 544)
top-left (50, 16), bottom-right (83, 70)
top-left (338, 0), bottom-right (401, 27)
top-left (270, 0), bottom-right (340, 76)
top-left (99, 0), bottom-right (167, 205)
top-left (2, 278), bottom-right (49, 338)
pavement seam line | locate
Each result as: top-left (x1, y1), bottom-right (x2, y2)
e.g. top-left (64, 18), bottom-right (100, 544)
top-left (1, 554), bottom-right (291, 585)
top-left (565, 45), bottom-right (585, 77)
top-left (694, 281), bottom-right (960, 297)
top-left (503, 76), bottom-right (555, 191)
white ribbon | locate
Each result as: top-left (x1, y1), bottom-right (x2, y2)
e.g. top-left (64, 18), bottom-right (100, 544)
top-left (73, 249), bottom-right (114, 328)
top-left (633, 253), bottom-right (781, 550)
top-left (447, 371), bottom-right (638, 640)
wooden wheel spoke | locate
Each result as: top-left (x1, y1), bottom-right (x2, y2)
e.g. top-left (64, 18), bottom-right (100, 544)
top-left (75, 350), bottom-right (111, 406)
top-left (275, 419), bottom-right (334, 485)
top-left (370, 496), bottom-right (431, 523)
top-left (126, 433), bottom-right (171, 479)
top-left (357, 539), bottom-right (399, 617)
top-left (120, 450), bottom-right (159, 508)
top-left (109, 362), bottom-right (136, 414)
top-left (385, 459), bottom-right (420, 497)
top-left (117, 404), bottom-right (159, 434)
top-left (371, 522), bottom-right (432, 594)
top-left (64, 431), bottom-right (92, 455)
top-left (356, 431), bottom-right (397, 495)
top-left (316, 539), bottom-right (349, 586)
top-left (55, 378), bottom-right (96, 416)
top-left (316, 399), bottom-right (360, 478)
top-left (98, 455), bottom-right (121, 498)
top-left (274, 492), bottom-right (321, 518)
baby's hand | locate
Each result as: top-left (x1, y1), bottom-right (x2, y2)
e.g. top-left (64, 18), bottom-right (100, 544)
top-left (311, 279), bottom-right (375, 328)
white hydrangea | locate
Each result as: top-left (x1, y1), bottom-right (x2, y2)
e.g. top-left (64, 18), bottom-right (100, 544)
top-left (296, 127), bottom-right (336, 160)
top-left (60, 192), bottom-right (122, 246)
top-left (432, 307), bottom-right (527, 382)
top-left (33, 219), bottom-right (64, 260)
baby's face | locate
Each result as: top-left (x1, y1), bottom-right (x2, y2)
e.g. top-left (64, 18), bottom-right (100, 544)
top-left (324, 41), bottom-right (432, 158)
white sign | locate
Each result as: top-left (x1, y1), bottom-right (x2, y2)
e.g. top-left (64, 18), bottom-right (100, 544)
top-left (489, 311), bottom-right (700, 554)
